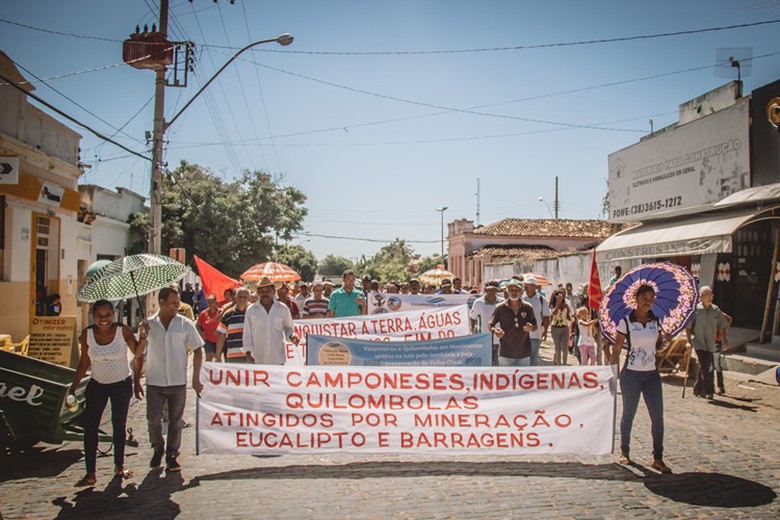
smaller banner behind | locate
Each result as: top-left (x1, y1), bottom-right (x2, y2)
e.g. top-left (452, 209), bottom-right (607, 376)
top-left (306, 333), bottom-right (492, 367)
top-left (367, 293), bottom-right (475, 313)
top-left (287, 305), bottom-right (470, 363)
top-left (198, 364), bottom-right (616, 456)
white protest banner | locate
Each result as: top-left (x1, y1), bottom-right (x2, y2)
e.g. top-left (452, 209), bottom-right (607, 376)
top-left (197, 364), bottom-right (616, 455)
top-left (285, 305), bottom-right (471, 363)
top-left (367, 293), bottom-right (475, 314)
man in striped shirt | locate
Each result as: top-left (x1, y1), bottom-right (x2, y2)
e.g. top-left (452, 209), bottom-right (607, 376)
top-left (302, 282), bottom-right (330, 319)
top-left (215, 287), bottom-right (250, 363)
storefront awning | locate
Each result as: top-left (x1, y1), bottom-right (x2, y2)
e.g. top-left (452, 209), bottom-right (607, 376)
top-left (596, 209), bottom-right (762, 262)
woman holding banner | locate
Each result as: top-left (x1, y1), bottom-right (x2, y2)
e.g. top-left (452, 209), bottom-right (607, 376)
top-left (609, 284), bottom-right (672, 474)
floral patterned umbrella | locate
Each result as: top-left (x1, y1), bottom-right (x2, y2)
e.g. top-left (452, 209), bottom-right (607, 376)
top-left (598, 262), bottom-right (699, 344)
top-left (418, 264), bottom-right (456, 286)
top-left (241, 261), bottom-right (301, 283)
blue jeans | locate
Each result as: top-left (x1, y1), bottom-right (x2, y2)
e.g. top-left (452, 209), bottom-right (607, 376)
top-left (499, 356), bottom-right (531, 367)
top-left (530, 338), bottom-right (541, 366)
top-left (713, 342), bottom-right (725, 391)
top-left (619, 369), bottom-right (664, 460)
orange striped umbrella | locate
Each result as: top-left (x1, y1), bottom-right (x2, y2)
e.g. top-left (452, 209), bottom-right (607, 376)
top-left (241, 262), bottom-right (301, 283)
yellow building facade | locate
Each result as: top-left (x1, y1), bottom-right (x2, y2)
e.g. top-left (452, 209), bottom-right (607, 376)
top-left (0, 51), bottom-right (83, 342)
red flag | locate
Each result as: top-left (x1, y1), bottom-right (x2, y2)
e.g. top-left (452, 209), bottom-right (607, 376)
top-left (587, 249), bottom-right (603, 310)
top-left (194, 255), bottom-right (242, 305)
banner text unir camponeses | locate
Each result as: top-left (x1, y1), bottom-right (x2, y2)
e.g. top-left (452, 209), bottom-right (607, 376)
top-left (198, 364), bottom-right (616, 455)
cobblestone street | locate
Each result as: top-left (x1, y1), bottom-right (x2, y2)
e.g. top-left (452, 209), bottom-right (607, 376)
top-left (2, 343), bottom-right (779, 519)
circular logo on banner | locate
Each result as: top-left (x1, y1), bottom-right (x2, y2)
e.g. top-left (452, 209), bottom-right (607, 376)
top-left (768, 97), bottom-right (780, 128)
top-left (387, 296), bottom-right (402, 311)
top-left (318, 341), bottom-right (352, 365)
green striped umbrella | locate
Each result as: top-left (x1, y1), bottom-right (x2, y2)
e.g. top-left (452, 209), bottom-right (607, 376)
top-left (77, 254), bottom-right (189, 303)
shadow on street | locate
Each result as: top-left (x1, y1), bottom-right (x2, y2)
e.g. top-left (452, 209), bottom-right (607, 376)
top-left (189, 459), bottom-right (638, 483)
top-left (643, 472), bottom-right (777, 507)
top-left (51, 470), bottom-right (197, 520)
top-left (0, 448), bottom-right (82, 483)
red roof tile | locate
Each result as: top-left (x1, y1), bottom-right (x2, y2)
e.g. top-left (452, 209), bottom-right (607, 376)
top-left (469, 245), bottom-right (558, 261)
top-left (473, 218), bottom-right (620, 238)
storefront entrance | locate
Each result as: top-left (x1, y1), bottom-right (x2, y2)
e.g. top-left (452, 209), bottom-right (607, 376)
top-left (30, 213), bottom-right (60, 317)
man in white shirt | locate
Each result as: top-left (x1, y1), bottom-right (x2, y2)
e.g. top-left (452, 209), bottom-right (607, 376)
top-left (137, 286), bottom-right (204, 473)
top-left (294, 282), bottom-right (310, 310)
top-left (469, 280), bottom-right (504, 365)
top-left (522, 276), bottom-right (551, 366)
top-left (242, 276), bottom-right (300, 365)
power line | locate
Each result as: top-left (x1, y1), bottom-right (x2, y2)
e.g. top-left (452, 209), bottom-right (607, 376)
top-left (209, 48), bottom-right (645, 133)
top-left (0, 17), bottom-right (122, 42)
top-left (301, 232), bottom-right (440, 244)
top-left (240, 0), bottom-right (281, 174)
top-left (4, 16), bottom-right (778, 56)
top-left (205, 18), bottom-right (780, 55)
top-left (0, 70), bottom-right (151, 162)
top-left (11, 60), bottom-right (146, 146)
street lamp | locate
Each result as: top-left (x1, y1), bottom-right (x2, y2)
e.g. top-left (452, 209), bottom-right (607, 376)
top-left (435, 206), bottom-right (448, 263)
top-left (148, 32), bottom-right (294, 255)
top-left (538, 196), bottom-right (555, 220)
top-left (165, 34), bottom-right (293, 129)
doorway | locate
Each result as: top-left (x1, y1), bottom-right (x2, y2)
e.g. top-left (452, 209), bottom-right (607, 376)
top-left (30, 213), bottom-right (60, 317)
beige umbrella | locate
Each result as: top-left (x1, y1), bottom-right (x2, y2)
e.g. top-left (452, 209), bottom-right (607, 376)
top-left (418, 264), bottom-right (456, 286)
top-left (241, 261), bottom-right (301, 283)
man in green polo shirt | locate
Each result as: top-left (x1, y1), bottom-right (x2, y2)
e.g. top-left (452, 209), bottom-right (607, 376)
top-left (327, 269), bottom-right (366, 317)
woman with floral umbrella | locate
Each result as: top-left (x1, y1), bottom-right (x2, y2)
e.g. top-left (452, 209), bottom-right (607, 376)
top-left (601, 262), bottom-right (698, 475)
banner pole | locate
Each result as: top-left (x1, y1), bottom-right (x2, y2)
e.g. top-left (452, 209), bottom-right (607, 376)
top-left (195, 392), bottom-right (200, 456)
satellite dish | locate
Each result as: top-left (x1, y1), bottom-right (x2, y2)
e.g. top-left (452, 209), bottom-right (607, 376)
top-left (715, 48), bottom-right (753, 81)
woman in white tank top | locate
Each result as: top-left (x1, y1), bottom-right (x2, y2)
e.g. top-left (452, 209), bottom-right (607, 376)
top-left (69, 299), bottom-right (146, 487)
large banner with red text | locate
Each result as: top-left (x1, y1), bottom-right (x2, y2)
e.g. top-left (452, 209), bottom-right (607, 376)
top-left (197, 364), bottom-right (616, 455)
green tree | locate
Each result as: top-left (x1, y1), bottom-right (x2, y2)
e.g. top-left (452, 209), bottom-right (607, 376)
top-left (318, 255), bottom-right (354, 276)
top-left (128, 161), bottom-right (308, 278)
top-left (359, 239), bottom-right (414, 283)
top-left (276, 244), bottom-right (318, 282)
top-left (416, 255), bottom-right (447, 275)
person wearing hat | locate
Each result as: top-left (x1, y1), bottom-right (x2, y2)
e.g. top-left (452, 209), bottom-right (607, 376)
top-left (242, 276), bottom-right (299, 365)
top-left (437, 279), bottom-right (453, 295)
top-left (361, 274), bottom-right (373, 296)
top-left (522, 275), bottom-right (551, 366)
top-left (409, 278), bottom-right (421, 295)
top-left (488, 279), bottom-right (537, 366)
top-left (470, 281), bottom-right (505, 365)
top-left (322, 280), bottom-right (334, 299)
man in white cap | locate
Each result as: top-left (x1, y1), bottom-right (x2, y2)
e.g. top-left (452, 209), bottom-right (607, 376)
top-left (522, 275), bottom-right (550, 366)
top-left (470, 280), bottom-right (505, 365)
top-left (242, 276), bottom-right (300, 365)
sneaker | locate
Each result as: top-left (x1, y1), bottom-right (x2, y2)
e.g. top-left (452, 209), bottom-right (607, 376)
top-left (150, 448), bottom-right (164, 468)
top-left (166, 456), bottom-right (181, 472)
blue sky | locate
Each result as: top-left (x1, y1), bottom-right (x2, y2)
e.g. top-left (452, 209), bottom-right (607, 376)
top-left (2, 1), bottom-right (779, 262)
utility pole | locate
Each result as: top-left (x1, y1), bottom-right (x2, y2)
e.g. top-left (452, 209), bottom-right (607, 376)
top-left (475, 178), bottom-right (480, 226)
top-left (149, 0), bottom-right (168, 255)
top-left (554, 175), bottom-right (559, 220)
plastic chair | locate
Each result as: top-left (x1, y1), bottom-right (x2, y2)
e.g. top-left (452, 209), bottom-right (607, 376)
top-left (10, 336), bottom-right (30, 356)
